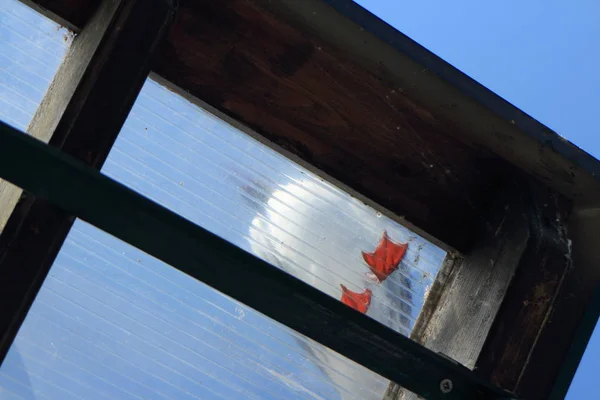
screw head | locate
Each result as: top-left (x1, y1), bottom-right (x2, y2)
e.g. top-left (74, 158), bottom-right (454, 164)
top-left (440, 378), bottom-right (453, 394)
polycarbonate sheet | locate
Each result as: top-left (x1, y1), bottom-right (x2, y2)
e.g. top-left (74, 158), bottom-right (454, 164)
top-left (0, 74), bottom-right (447, 399)
top-left (102, 79), bottom-right (447, 337)
top-left (0, 0), bottom-right (72, 130)
top-left (2, 220), bottom-right (390, 400)
top-left (0, 8), bottom-right (446, 394)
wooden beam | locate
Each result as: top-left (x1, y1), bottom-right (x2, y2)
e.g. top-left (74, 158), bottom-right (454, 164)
top-left (151, 0), bottom-right (511, 252)
top-left (1, 0), bottom-right (174, 232)
top-left (18, 0), bottom-right (600, 253)
top-left (18, 0), bottom-right (100, 32)
top-left (0, 0), bottom-right (175, 362)
top-left (386, 176), bottom-right (538, 399)
top-left (413, 183), bottom-right (532, 368)
top-left (388, 181), bottom-right (584, 400)
top-left (474, 187), bottom-right (583, 400)
top-left (542, 206), bottom-right (600, 397)
top-left (0, 121), bottom-right (517, 400)
top-left (20, 0), bottom-right (514, 251)
top-left (9, 1), bottom-right (600, 397)
top-left (300, 0), bottom-right (600, 207)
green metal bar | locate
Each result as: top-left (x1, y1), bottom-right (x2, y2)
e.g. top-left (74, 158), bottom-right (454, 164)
top-left (0, 121), bottom-right (515, 400)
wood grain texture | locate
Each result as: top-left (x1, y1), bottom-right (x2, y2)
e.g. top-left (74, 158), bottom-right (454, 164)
top-left (13, 0), bottom-right (546, 254)
top-left (151, 0), bottom-right (508, 251)
top-left (388, 177), bottom-right (533, 399)
top-left (19, 0), bottom-right (600, 252)
top-left (475, 186), bottom-right (574, 399)
top-left (547, 212), bottom-right (600, 400)
top-left (11, 2), bottom-right (600, 397)
top-left (414, 197), bottom-right (530, 370)
top-left (388, 181), bottom-right (576, 400)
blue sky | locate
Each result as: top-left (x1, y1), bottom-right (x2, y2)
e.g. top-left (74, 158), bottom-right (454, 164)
top-left (355, 0), bottom-right (600, 159)
top-left (354, 0), bottom-right (600, 398)
top-left (1, 0), bottom-right (599, 399)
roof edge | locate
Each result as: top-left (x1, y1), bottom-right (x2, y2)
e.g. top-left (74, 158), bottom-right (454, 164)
top-left (272, 0), bottom-right (600, 206)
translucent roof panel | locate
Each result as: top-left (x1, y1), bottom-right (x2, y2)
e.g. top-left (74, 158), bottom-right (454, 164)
top-left (2, 220), bottom-right (392, 400)
top-left (0, 10), bottom-right (446, 395)
top-left (0, 0), bottom-right (73, 130)
top-left (0, 74), bottom-right (447, 398)
top-left (102, 78), bottom-right (447, 337)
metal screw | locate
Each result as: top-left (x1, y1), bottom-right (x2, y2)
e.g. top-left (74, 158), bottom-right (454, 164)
top-left (440, 379), bottom-right (453, 394)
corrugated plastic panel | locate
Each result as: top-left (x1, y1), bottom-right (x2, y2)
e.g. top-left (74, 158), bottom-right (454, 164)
top-left (102, 79), bottom-right (447, 336)
top-left (0, 5), bottom-right (445, 395)
top-left (3, 221), bottom-right (394, 400)
top-left (0, 0), bottom-right (72, 130)
top-left (0, 2), bottom-right (77, 399)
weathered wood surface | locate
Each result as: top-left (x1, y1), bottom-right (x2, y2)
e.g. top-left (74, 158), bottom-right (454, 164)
top-left (412, 192), bottom-right (530, 370)
top-left (475, 187), bottom-right (576, 400)
top-left (0, 0), bottom-right (175, 362)
top-left (0, 182), bottom-right (22, 235)
top-left (386, 177), bottom-right (533, 400)
top-left (0, 122), bottom-right (516, 400)
top-left (1, 0), bottom-right (171, 232)
top-left (11, 1), bottom-right (600, 397)
top-left (387, 182), bottom-right (577, 400)
top-left (0, 0), bottom-right (110, 235)
top-left (18, 0), bottom-right (100, 31)
top-left (153, 0), bottom-right (510, 251)
top-left (548, 281), bottom-right (600, 399)
top-left (19, 1), bottom-right (600, 253)
top-left (20, 0), bottom-right (512, 251)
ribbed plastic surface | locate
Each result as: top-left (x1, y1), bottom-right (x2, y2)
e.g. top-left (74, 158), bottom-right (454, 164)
top-left (102, 79), bottom-right (446, 336)
top-left (0, 0), bottom-right (72, 130)
top-left (0, 3), bottom-right (444, 396)
top-left (3, 221), bottom-right (393, 400)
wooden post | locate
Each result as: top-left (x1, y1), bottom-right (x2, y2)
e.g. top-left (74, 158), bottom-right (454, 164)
top-left (386, 178), bottom-right (574, 400)
top-left (0, 0), bottom-right (175, 362)
top-left (475, 186), bottom-right (575, 399)
top-left (385, 176), bottom-right (530, 399)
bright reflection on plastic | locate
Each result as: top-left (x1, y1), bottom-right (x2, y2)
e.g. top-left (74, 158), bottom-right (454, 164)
top-left (103, 79), bottom-right (447, 338)
top-left (0, 16), bottom-right (445, 397)
top-left (98, 78), bottom-right (446, 398)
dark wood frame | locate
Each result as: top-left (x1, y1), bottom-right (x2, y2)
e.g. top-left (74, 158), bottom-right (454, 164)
top-left (0, 0), bottom-right (176, 364)
top-left (0, 120), bottom-right (514, 400)
top-left (1, 0), bottom-right (599, 399)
